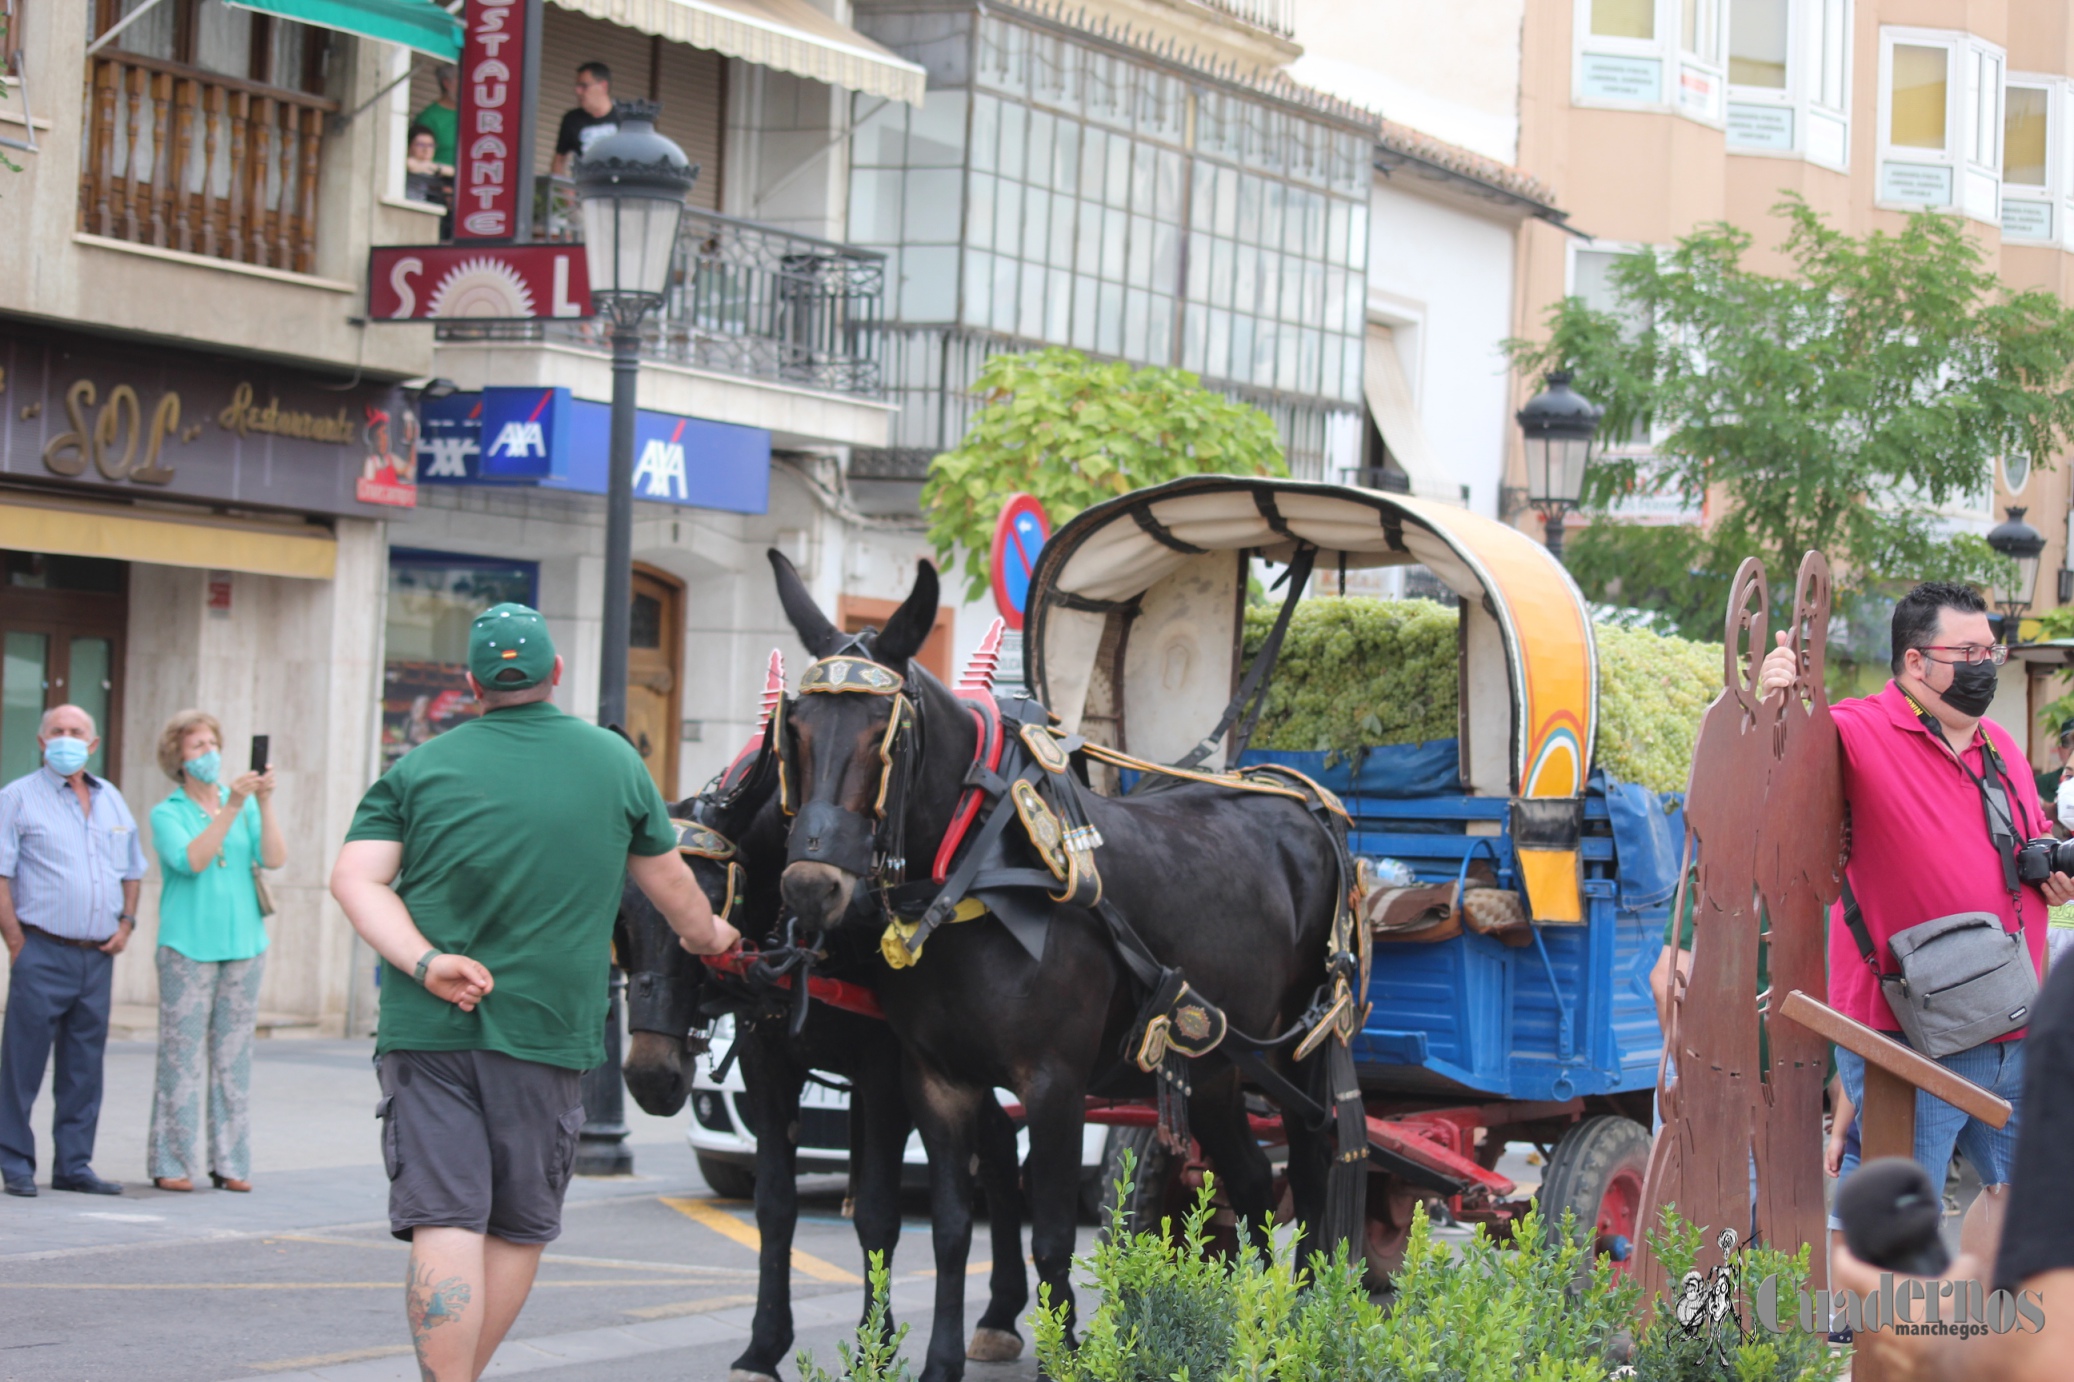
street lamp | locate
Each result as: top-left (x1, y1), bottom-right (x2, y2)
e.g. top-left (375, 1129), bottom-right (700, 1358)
top-left (1986, 505), bottom-right (2047, 636)
top-left (573, 101), bottom-right (695, 1179)
top-left (1516, 370), bottom-right (1604, 563)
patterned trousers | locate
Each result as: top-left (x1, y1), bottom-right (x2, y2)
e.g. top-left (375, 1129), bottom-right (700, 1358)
top-left (148, 947), bottom-right (265, 1181)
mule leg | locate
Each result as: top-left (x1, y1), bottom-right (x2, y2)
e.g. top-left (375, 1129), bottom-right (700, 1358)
top-left (1018, 1064), bottom-right (1089, 1352)
top-left (847, 1037), bottom-right (911, 1339)
top-left (907, 1061), bottom-right (985, 1382)
top-left (1188, 1064), bottom-right (1275, 1258)
top-left (1280, 1101), bottom-right (1333, 1267)
top-left (731, 1032), bottom-right (805, 1382)
top-left (969, 1094), bottom-right (1028, 1359)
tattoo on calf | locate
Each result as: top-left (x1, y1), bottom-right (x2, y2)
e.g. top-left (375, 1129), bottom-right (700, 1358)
top-left (406, 1261), bottom-right (472, 1381)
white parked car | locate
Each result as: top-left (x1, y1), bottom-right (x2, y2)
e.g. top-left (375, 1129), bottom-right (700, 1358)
top-left (687, 1014), bottom-right (1114, 1214)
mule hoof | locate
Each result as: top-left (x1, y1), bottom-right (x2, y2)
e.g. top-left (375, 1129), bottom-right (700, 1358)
top-left (967, 1327), bottom-right (1024, 1361)
top-left (728, 1371), bottom-right (780, 1382)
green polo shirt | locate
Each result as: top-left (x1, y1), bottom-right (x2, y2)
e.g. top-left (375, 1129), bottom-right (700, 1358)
top-left (345, 699), bottom-right (678, 1070)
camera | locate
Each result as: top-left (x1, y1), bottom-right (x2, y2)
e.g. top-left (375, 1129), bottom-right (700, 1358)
top-left (2016, 835), bottom-right (2074, 885)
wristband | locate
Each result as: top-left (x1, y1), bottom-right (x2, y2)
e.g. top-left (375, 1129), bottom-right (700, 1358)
top-left (117, 913), bottom-right (136, 926)
top-left (413, 948), bottom-right (442, 986)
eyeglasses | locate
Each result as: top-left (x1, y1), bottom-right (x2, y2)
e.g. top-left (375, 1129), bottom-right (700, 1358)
top-left (1917, 644), bottom-right (2009, 667)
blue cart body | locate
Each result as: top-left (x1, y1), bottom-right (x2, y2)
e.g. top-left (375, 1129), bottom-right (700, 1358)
top-left (1242, 743), bottom-right (1682, 1106)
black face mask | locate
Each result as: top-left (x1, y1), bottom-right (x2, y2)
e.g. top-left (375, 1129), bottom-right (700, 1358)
top-left (1934, 657), bottom-right (1999, 718)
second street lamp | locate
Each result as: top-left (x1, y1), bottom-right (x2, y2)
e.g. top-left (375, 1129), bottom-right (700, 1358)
top-left (1986, 505), bottom-right (2047, 637)
top-left (572, 101), bottom-right (695, 1178)
top-left (1516, 370), bottom-right (1604, 563)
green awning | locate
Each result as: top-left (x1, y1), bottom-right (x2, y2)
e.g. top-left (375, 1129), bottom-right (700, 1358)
top-left (226, 0), bottom-right (463, 61)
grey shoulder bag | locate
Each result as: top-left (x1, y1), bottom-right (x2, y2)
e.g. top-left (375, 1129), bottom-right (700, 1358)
top-left (1840, 733), bottom-right (2037, 1058)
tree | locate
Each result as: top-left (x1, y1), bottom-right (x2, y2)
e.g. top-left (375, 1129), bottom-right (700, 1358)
top-left (922, 348), bottom-right (1286, 601)
top-left (1507, 196), bottom-right (2074, 642)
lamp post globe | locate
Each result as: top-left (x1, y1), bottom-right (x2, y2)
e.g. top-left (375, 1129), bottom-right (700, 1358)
top-left (1986, 505), bottom-right (2047, 635)
top-left (571, 101), bottom-right (696, 1179)
top-left (1516, 369), bottom-right (1604, 563)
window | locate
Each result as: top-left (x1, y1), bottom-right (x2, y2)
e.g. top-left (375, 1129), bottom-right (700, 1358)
top-left (1724, 0), bottom-right (1851, 165)
top-left (1569, 245), bottom-right (1653, 447)
top-left (1575, 0), bottom-right (1726, 120)
top-left (1878, 28), bottom-right (2003, 222)
top-left (2001, 78), bottom-right (2061, 243)
top-left (1593, 0), bottom-right (1654, 38)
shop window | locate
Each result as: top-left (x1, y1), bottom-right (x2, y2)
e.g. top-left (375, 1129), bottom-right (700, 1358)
top-left (381, 552), bottom-right (537, 770)
top-left (1726, 0), bottom-right (1851, 168)
top-left (1574, 0), bottom-right (1726, 122)
top-left (1878, 27), bottom-right (2004, 223)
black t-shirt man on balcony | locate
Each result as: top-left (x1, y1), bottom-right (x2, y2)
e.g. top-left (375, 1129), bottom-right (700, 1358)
top-left (551, 61), bottom-right (617, 177)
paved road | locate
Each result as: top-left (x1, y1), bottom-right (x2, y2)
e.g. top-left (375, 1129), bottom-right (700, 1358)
top-left (0, 1039), bottom-right (1066, 1382)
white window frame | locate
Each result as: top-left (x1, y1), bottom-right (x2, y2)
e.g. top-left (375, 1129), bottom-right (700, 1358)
top-left (1724, 0), bottom-right (1853, 170)
top-left (2000, 75), bottom-right (2063, 246)
top-left (1572, 0), bottom-right (1728, 125)
top-left (1876, 26), bottom-right (2004, 224)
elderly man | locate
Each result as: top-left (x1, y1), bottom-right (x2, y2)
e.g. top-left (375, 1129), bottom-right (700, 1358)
top-left (0, 705), bottom-right (146, 1197)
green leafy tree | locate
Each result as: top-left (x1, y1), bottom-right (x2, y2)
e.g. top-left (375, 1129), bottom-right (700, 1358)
top-left (1507, 197), bottom-right (2074, 641)
top-left (923, 348), bottom-right (1287, 601)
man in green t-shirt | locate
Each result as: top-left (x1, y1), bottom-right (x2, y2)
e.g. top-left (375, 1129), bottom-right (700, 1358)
top-left (331, 603), bottom-right (736, 1382)
top-left (411, 65), bottom-right (458, 167)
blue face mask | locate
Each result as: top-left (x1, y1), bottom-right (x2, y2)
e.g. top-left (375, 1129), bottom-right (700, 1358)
top-left (44, 738), bottom-right (90, 777)
top-left (184, 750), bottom-right (222, 784)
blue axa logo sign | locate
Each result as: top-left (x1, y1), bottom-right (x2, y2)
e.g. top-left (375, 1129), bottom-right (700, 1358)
top-left (488, 420), bottom-right (547, 461)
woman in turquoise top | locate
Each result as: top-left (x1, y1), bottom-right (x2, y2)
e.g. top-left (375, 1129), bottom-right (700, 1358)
top-left (147, 709), bottom-right (285, 1193)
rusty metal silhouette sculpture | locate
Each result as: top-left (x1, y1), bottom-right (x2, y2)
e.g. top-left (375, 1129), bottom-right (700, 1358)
top-left (1636, 551), bottom-right (1845, 1295)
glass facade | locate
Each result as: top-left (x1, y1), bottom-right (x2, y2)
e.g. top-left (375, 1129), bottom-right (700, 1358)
top-left (849, 8), bottom-right (1370, 480)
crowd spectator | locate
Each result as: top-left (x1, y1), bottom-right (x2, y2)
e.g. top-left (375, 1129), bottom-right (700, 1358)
top-left (147, 710), bottom-right (285, 1194)
top-left (329, 603), bottom-right (736, 1382)
top-left (1758, 581), bottom-right (2073, 1280)
top-left (550, 61), bottom-right (617, 176)
top-left (411, 64), bottom-right (458, 169)
top-left (0, 705), bottom-right (144, 1198)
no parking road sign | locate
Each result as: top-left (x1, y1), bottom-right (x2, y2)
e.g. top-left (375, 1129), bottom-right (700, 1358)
top-left (989, 493), bottom-right (1051, 631)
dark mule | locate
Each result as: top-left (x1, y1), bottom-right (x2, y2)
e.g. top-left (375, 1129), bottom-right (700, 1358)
top-left (769, 552), bottom-right (1351, 1382)
top-left (617, 748), bottom-right (1029, 1382)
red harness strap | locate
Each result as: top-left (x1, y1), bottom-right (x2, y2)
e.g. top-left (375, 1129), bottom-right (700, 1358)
top-left (700, 945), bottom-right (886, 1021)
top-left (932, 692), bottom-right (1005, 882)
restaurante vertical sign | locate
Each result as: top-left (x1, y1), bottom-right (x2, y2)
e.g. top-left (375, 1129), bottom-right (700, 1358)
top-left (456, 0), bottom-right (541, 241)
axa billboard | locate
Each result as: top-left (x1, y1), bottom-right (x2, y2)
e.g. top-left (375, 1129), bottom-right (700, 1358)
top-left (417, 389), bottom-right (769, 514)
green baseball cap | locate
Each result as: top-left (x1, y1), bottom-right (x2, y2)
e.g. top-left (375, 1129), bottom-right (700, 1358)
top-left (469, 603), bottom-right (556, 690)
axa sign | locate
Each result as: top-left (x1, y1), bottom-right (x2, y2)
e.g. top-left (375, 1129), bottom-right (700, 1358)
top-left (633, 420), bottom-right (693, 501)
top-left (477, 388), bottom-right (568, 480)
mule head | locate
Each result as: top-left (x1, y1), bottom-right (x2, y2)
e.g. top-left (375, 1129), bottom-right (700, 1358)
top-left (618, 849), bottom-right (703, 1117)
top-left (769, 549), bottom-right (939, 930)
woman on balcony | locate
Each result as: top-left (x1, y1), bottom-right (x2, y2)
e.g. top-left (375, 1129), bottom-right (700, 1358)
top-left (146, 710), bottom-right (285, 1194)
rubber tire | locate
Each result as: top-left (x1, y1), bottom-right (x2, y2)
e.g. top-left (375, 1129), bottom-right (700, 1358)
top-left (1536, 1115), bottom-right (1650, 1266)
top-left (1093, 1125), bottom-right (1175, 1242)
top-left (697, 1152), bottom-right (758, 1201)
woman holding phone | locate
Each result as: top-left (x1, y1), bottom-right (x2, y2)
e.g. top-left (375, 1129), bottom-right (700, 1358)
top-left (146, 710), bottom-right (284, 1192)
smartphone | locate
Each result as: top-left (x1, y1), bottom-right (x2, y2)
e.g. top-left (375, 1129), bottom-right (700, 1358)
top-left (250, 734), bottom-right (270, 774)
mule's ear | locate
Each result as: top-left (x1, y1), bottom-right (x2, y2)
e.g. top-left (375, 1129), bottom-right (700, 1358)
top-left (875, 560), bottom-right (940, 671)
top-left (768, 548), bottom-right (843, 656)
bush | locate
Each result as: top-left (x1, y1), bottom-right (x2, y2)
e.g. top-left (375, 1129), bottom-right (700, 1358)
top-left (1625, 1212), bottom-right (1846, 1382)
top-left (1242, 597), bottom-right (1722, 794)
top-left (794, 1253), bottom-right (912, 1382)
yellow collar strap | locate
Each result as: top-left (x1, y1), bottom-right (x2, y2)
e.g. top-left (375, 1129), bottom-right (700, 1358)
top-left (799, 656), bottom-right (904, 696)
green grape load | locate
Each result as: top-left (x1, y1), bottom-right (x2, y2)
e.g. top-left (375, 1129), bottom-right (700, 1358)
top-left (1242, 598), bottom-right (1721, 795)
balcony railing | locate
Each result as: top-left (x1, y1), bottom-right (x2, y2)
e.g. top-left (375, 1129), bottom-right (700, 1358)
top-left (79, 52), bottom-right (335, 274)
top-left (1191, 0), bottom-right (1295, 40)
top-left (443, 194), bottom-right (886, 398)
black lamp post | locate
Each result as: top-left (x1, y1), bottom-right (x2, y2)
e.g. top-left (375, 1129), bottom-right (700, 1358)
top-left (1986, 505), bottom-right (2047, 637)
top-left (1516, 370), bottom-right (1604, 563)
top-left (572, 102), bottom-right (695, 1178)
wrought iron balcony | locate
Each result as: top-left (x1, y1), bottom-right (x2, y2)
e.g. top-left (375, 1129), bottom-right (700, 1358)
top-left (1191, 0), bottom-right (1295, 40)
top-left (441, 186), bottom-right (885, 399)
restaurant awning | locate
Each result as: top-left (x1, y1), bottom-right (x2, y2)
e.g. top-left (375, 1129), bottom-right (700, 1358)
top-left (550, 0), bottom-right (927, 106)
top-left (226, 0), bottom-right (464, 61)
top-left (0, 496), bottom-right (338, 581)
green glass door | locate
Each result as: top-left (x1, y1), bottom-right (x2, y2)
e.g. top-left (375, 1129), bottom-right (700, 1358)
top-left (1, 632), bottom-right (49, 783)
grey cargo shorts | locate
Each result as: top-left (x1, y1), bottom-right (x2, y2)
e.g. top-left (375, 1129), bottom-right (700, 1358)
top-left (376, 1049), bottom-right (586, 1244)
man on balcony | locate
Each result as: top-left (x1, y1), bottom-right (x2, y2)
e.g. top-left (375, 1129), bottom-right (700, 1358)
top-left (550, 62), bottom-right (618, 177)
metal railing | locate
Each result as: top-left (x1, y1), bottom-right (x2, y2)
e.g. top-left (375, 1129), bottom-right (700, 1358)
top-left (1190, 0), bottom-right (1296, 40)
top-left (445, 186), bottom-right (885, 398)
top-left (79, 51), bottom-right (335, 273)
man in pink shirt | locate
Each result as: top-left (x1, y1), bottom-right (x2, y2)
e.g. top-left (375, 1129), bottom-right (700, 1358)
top-left (1760, 581), bottom-right (2074, 1243)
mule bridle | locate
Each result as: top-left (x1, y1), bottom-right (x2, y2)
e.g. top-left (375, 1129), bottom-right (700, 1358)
top-left (774, 649), bottom-right (921, 894)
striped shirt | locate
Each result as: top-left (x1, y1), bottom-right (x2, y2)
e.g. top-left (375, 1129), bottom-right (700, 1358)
top-left (0, 766), bottom-right (147, 941)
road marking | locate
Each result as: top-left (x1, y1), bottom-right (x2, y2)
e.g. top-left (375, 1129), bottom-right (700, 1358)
top-left (247, 1344), bottom-right (413, 1372)
top-left (913, 1259), bottom-right (993, 1278)
top-left (660, 1196), bottom-right (863, 1284)
top-left (621, 1290), bottom-right (761, 1320)
top-left (271, 1232), bottom-right (758, 1277)
top-left (78, 1212), bottom-right (165, 1223)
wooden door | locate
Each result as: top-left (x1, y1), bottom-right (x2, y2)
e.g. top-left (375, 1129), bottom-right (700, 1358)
top-left (627, 565), bottom-right (683, 796)
top-left (837, 594), bottom-right (955, 683)
top-left (0, 553), bottom-right (128, 786)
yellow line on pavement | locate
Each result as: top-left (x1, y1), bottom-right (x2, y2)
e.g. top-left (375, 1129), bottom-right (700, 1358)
top-left (660, 1196), bottom-right (864, 1284)
top-left (248, 1344), bottom-right (415, 1373)
top-left (913, 1259), bottom-right (993, 1278)
top-left (622, 1290), bottom-right (761, 1320)
top-left (271, 1232), bottom-right (758, 1277)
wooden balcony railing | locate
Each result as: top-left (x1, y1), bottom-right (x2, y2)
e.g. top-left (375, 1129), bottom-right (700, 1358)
top-left (79, 52), bottom-right (336, 275)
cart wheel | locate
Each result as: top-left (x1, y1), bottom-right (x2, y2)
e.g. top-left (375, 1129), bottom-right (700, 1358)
top-left (1094, 1126), bottom-right (1196, 1243)
top-left (1536, 1115), bottom-right (1649, 1276)
top-left (696, 1152), bottom-right (757, 1201)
